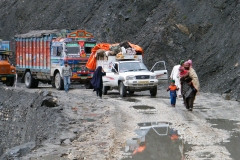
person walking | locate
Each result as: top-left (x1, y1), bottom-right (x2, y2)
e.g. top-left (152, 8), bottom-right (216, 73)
top-left (62, 61), bottom-right (72, 93)
top-left (180, 61), bottom-right (200, 111)
top-left (91, 66), bottom-right (106, 99)
top-left (167, 80), bottom-right (179, 107)
top-left (170, 60), bottom-right (185, 98)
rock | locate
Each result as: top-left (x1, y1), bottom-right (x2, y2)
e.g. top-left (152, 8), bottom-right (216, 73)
top-left (60, 132), bottom-right (77, 142)
top-left (0, 142), bottom-right (35, 159)
top-left (41, 97), bottom-right (58, 107)
top-left (42, 90), bottom-right (52, 97)
top-left (222, 93), bottom-right (231, 100)
top-left (63, 139), bottom-right (71, 145)
top-left (176, 24), bottom-right (189, 35)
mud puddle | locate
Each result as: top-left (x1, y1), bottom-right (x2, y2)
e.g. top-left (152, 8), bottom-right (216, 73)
top-left (131, 105), bottom-right (157, 114)
top-left (207, 119), bottom-right (240, 160)
top-left (122, 122), bottom-right (192, 160)
top-left (132, 105), bottom-right (155, 110)
top-left (123, 98), bottom-right (140, 102)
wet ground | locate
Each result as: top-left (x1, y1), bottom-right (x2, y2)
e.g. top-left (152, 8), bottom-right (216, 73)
top-left (0, 81), bottom-right (240, 159)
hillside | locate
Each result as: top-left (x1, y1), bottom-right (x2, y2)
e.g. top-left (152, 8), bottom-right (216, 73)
top-left (0, 0), bottom-right (239, 99)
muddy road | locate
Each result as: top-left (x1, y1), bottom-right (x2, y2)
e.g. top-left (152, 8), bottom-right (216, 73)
top-left (0, 81), bottom-right (240, 160)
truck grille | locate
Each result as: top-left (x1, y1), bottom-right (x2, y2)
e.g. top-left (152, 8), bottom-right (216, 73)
top-left (0, 66), bottom-right (10, 74)
top-left (135, 75), bottom-right (150, 79)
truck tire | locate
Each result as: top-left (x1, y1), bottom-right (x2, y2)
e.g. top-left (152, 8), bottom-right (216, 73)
top-left (129, 91), bottom-right (134, 95)
top-left (85, 81), bottom-right (93, 89)
top-left (150, 86), bottom-right (157, 97)
top-left (119, 82), bottom-right (126, 97)
top-left (55, 73), bottom-right (64, 90)
top-left (6, 77), bottom-right (14, 87)
top-left (103, 86), bottom-right (109, 95)
top-left (25, 72), bottom-right (34, 88)
top-left (32, 78), bottom-right (39, 88)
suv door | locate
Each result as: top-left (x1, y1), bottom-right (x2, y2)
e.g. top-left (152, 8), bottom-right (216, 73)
top-left (150, 61), bottom-right (168, 83)
top-left (103, 62), bottom-right (119, 87)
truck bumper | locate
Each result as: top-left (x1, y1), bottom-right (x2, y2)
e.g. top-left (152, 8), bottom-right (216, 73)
top-left (124, 80), bottom-right (158, 91)
top-left (0, 74), bottom-right (16, 81)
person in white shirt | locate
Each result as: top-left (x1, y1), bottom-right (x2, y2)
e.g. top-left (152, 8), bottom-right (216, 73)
top-left (170, 60), bottom-right (185, 98)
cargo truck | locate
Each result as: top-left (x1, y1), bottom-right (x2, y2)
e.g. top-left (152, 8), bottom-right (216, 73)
top-left (15, 29), bottom-right (96, 89)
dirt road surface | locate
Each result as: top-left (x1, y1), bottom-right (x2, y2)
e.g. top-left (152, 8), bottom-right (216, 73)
top-left (0, 81), bottom-right (240, 160)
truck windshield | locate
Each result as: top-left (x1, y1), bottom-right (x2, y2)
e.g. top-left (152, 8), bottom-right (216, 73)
top-left (66, 43), bottom-right (80, 55)
top-left (0, 55), bottom-right (8, 60)
top-left (119, 62), bottom-right (148, 72)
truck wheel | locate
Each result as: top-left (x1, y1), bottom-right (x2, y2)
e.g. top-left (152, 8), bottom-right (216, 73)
top-left (119, 82), bottom-right (126, 97)
top-left (32, 78), bottom-right (39, 88)
top-left (103, 86), bottom-right (109, 95)
top-left (85, 81), bottom-right (93, 89)
top-left (6, 77), bottom-right (14, 87)
top-left (55, 73), bottom-right (64, 90)
top-left (25, 72), bottom-right (34, 88)
top-left (129, 91), bottom-right (134, 95)
top-left (51, 79), bottom-right (56, 88)
top-left (150, 86), bottom-right (157, 97)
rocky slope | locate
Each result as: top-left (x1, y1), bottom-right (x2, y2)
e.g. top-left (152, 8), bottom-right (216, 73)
top-left (0, 0), bottom-right (239, 99)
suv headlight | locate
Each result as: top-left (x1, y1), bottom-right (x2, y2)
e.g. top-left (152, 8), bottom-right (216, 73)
top-left (11, 70), bottom-right (15, 73)
top-left (126, 75), bottom-right (136, 80)
top-left (150, 75), bottom-right (156, 79)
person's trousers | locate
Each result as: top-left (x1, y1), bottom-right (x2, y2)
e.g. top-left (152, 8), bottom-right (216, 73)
top-left (185, 92), bottom-right (196, 109)
top-left (63, 76), bottom-right (70, 92)
top-left (96, 88), bottom-right (102, 98)
top-left (170, 95), bottom-right (176, 105)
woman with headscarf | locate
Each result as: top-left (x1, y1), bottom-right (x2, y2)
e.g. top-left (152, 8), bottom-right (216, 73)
top-left (180, 61), bottom-right (200, 111)
top-left (91, 66), bottom-right (106, 99)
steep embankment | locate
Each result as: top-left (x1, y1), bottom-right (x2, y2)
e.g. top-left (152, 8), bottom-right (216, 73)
top-left (0, 0), bottom-right (239, 99)
top-left (0, 87), bottom-right (60, 159)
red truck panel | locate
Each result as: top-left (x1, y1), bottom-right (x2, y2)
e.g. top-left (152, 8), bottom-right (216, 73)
top-left (22, 39), bottom-right (26, 68)
top-left (46, 39), bottom-right (50, 69)
top-left (32, 38), bottom-right (36, 68)
top-left (16, 40), bottom-right (20, 67)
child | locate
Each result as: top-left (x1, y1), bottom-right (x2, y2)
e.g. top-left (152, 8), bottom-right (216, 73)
top-left (167, 80), bottom-right (179, 107)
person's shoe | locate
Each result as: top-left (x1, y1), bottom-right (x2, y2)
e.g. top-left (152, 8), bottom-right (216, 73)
top-left (188, 108), bottom-right (193, 111)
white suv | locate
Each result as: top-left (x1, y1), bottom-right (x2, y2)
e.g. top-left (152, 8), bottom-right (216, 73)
top-left (102, 60), bottom-right (168, 97)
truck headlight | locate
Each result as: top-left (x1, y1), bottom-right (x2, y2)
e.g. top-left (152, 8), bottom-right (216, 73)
top-left (150, 75), bottom-right (156, 79)
top-left (11, 70), bottom-right (15, 73)
top-left (126, 76), bottom-right (135, 80)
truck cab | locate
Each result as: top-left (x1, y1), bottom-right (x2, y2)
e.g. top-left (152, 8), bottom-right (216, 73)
top-left (0, 50), bottom-right (16, 86)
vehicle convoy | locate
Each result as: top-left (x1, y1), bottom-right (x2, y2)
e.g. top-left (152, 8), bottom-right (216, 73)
top-left (0, 40), bottom-right (16, 86)
top-left (15, 29), bottom-right (96, 89)
top-left (86, 42), bottom-right (168, 97)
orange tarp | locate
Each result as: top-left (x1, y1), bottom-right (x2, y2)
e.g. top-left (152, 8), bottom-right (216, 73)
top-left (86, 42), bottom-right (144, 70)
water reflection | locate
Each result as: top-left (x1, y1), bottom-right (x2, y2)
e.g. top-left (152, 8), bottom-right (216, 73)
top-left (122, 122), bottom-right (189, 160)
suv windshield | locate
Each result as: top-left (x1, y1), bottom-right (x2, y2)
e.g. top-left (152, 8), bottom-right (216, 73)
top-left (119, 62), bottom-right (148, 72)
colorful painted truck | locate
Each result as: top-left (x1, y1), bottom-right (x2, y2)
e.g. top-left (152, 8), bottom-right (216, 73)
top-left (0, 40), bottom-right (16, 86)
top-left (15, 29), bottom-right (96, 89)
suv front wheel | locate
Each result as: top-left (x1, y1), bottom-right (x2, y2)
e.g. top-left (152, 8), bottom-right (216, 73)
top-left (119, 82), bottom-right (126, 97)
top-left (150, 86), bottom-right (157, 97)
